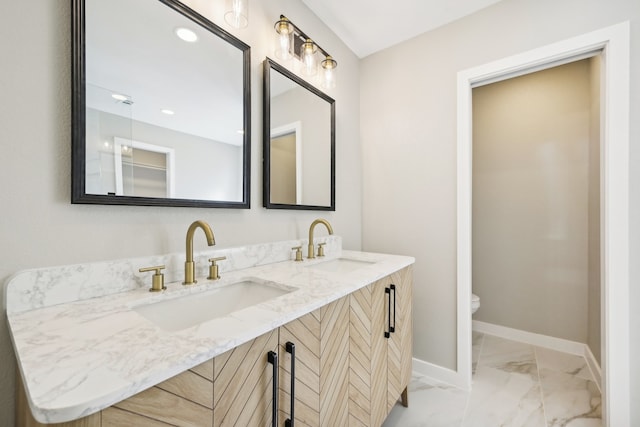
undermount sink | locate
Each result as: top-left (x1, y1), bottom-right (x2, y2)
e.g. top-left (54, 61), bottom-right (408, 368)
top-left (305, 258), bottom-right (375, 274)
top-left (133, 279), bottom-right (295, 332)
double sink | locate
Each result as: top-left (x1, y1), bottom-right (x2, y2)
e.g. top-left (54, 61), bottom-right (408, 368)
top-left (133, 257), bottom-right (375, 332)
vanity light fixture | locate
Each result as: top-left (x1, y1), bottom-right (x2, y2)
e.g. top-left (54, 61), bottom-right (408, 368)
top-left (175, 27), bottom-right (198, 42)
top-left (225, 0), bottom-right (249, 29)
top-left (273, 15), bottom-right (338, 87)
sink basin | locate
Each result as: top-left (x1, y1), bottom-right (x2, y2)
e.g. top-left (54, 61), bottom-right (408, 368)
top-left (133, 279), bottom-right (294, 332)
top-left (305, 258), bottom-right (375, 274)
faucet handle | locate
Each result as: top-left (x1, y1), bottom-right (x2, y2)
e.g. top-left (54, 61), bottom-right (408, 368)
top-left (207, 256), bottom-right (226, 280)
top-left (291, 246), bottom-right (303, 262)
top-left (139, 265), bottom-right (166, 292)
top-left (317, 242), bottom-right (327, 257)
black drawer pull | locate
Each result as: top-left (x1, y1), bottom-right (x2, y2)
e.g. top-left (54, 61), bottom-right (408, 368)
top-left (267, 351), bottom-right (278, 427)
top-left (285, 341), bottom-right (296, 427)
top-left (390, 284), bottom-right (396, 333)
top-left (385, 287), bottom-right (391, 338)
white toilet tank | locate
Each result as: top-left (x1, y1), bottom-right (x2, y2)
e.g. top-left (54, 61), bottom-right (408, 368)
top-left (471, 293), bottom-right (480, 314)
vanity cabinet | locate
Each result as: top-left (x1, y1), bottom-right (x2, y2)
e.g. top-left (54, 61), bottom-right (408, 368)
top-left (16, 266), bottom-right (412, 427)
top-left (349, 265), bottom-right (413, 426)
top-left (278, 295), bottom-right (350, 426)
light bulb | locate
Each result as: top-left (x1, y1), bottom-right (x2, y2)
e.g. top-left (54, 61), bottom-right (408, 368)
top-left (225, 0), bottom-right (248, 29)
top-left (321, 56), bottom-right (337, 89)
top-left (275, 17), bottom-right (293, 60)
top-left (301, 39), bottom-right (317, 76)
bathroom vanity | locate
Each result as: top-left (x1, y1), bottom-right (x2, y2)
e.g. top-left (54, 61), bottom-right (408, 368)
top-left (7, 236), bottom-right (413, 426)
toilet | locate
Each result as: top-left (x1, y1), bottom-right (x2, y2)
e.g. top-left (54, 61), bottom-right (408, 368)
top-left (471, 293), bottom-right (480, 315)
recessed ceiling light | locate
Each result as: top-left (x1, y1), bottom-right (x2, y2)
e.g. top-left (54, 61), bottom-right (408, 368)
top-left (111, 93), bottom-right (127, 101)
top-left (161, 109), bottom-right (175, 115)
top-left (175, 27), bottom-right (198, 43)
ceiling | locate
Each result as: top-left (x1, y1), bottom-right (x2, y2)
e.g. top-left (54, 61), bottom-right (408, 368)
top-left (302, 0), bottom-right (505, 58)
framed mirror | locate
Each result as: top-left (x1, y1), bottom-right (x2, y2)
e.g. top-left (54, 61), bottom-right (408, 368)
top-left (263, 59), bottom-right (335, 210)
top-left (72, 0), bottom-right (251, 208)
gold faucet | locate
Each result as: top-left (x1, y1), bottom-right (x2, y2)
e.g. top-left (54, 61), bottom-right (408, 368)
top-left (308, 218), bottom-right (334, 259)
top-left (183, 220), bottom-right (215, 285)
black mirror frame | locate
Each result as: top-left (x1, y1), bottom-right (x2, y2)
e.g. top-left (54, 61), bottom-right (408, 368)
top-left (71, 0), bottom-right (251, 208)
top-left (262, 58), bottom-right (336, 211)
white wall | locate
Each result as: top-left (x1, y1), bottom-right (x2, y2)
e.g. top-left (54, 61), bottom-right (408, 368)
top-left (471, 59), bottom-right (593, 344)
top-left (0, 1), bottom-right (361, 425)
top-left (360, 3), bottom-right (639, 423)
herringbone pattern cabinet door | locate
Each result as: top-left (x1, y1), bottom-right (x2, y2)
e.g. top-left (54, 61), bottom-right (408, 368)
top-left (110, 359), bottom-right (214, 427)
top-left (214, 329), bottom-right (279, 427)
top-left (348, 279), bottom-right (387, 427)
top-left (319, 296), bottom-right (350, 427)
top-left (279, 296), bottom-right (350, 427)
top-left (387, 266), bottom-right (413, 412)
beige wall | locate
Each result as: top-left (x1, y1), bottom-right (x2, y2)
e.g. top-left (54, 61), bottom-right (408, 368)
top-left (270, 133), bottom-right (297, 204)
top-left (0, 1), bottom-right (361, 425)
top-left (471, 60), bottom-right (595, 345)
top-left (360, 2), bottom-right (639, 422)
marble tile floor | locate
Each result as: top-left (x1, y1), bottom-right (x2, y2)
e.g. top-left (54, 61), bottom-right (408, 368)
top-left (383, 332), bottom-right (601, 427)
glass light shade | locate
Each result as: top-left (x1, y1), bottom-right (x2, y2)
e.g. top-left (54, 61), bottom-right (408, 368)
top-left (321, 56), bottom-right (337, 89)
top-left (274, 18), bottom-right (293, 60)
top-left (225, 0), bottom-right (248, 29)
top-left (301, 39), bottom-right (317, 76)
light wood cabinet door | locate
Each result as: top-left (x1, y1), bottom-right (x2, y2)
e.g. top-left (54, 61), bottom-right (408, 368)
top-left (110, 359), bottom-right (214, 427)
top-left (348, 277), bottom-right (387, 427)
top-left (279, 295), bottom-right (350, 427)
top-left (386, 265), bottom-right (413, 413)
top-left (348, 266), bottom-right (413, 427)
top-left (213, 329), bottom-right (279, 427)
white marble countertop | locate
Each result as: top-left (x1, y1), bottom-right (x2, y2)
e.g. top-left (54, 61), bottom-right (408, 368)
top-left (7, 248), bottom-right (414, 423)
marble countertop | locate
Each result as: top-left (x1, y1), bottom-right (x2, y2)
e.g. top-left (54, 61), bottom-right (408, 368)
top-left (7, 248), bottom-right (414, 423)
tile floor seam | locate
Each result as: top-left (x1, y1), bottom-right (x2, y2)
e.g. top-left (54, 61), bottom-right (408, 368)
top-left (534, 346), bottom-right (550, 427)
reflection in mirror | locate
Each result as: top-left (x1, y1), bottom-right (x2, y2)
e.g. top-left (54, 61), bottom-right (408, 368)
top-left (72, 0), bottom-right (251, 208)
top-left (263, 59), bottom-right (335, 210)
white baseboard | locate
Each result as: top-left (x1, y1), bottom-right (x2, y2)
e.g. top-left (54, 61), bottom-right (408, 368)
top-left (472, 320), bottom-right (585, 355)
top-left (584, 344), bottom-right (602, 392)
top-left (412, 357), bottom-right (469, 390)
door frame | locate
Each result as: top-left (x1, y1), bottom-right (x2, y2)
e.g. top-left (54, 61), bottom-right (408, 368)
top-left (456, 22), bottom-right (630, 426)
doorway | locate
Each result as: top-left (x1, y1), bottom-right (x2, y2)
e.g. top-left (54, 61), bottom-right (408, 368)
top-left (471, 57), bottom-right (601, 354)
top-left (456, 22), bottom-right (630, 426)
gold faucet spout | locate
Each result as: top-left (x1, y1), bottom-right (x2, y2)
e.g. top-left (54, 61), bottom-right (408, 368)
top-left (184, 220), bottom-right (215, 285)
top-left (308, 218), bottom-right (333, 259)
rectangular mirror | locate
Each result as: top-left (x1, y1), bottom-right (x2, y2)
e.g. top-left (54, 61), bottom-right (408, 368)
top-left (72, 0), bottom-right (251, 208)
top-left (263, 59), bottom-right (335, 210)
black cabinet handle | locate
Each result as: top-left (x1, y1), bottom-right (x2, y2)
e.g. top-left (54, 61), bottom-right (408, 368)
top-left (390, 284), bottom-right (396, 333)
top-left (385, 287), bottom-right (391, 338)
top-left (267, 351), bottom-right (278, 427)
top-left (285, 341), bottom-right (296, 427)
